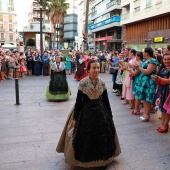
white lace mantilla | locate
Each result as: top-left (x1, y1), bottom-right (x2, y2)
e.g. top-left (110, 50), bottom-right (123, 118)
top-left (78, 77), bottom-right (106, 99)
top-left (52, 62), bottom-right (65, 72)
top-left (79, 58), bottom-right (85, 64)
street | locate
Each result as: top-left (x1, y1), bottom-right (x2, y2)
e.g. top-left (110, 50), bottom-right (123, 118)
top-left (0, 73), bottom-right (170, 170)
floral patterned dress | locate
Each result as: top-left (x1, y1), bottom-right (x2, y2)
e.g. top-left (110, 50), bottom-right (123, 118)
top-left (163, 93), bottom-right (170, 114)
top-left (134, 58), bottom-right (160, 103)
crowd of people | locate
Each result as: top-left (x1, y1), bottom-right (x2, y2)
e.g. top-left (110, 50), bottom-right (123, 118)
top-left (1, 44), bottom-right (170, 169)
top-left (109, 45), bottom-right (170, 134)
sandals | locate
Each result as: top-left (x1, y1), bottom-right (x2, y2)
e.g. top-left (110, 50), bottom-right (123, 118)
top-left (132, 110), bottom-right (140, 115)
top-left (139, 114), bottom-right (150, 122)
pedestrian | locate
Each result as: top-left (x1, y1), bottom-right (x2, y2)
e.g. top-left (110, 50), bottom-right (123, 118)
top-left (151, 53), bottom-right (170, 132)
top-left (74, 54), bottom-right (88, 81)
top-left (56, 59), bottom-right (121, 169)
top-left (42, 51), bottom-right (49, 76)
top-left (133, 47), bottom-right (160, 122)
top-left (46, 56), bottom-right (71, 100)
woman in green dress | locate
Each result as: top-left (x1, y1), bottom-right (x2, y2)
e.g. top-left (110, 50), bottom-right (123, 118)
top-left (133, 47), bottom-right (160, 122)
top-left (46, 56), bottom-right (71, 100)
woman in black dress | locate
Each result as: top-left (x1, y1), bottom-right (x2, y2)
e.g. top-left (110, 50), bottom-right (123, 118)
top-left (57, 60), bottom-right (121, 169)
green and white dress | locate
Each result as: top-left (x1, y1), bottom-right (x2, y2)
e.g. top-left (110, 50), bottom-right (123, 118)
top-left (46, 62), bottom-right (71, 100)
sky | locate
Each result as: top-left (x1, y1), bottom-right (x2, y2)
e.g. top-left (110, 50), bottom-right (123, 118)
top-left (14, 0), bottom-right (33, 31)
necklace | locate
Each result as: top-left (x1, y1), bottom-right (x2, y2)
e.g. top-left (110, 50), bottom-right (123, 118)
top-left (90, 77), bottom-right (98, 88)
top-left (91, 81), bottom-right (97, 88)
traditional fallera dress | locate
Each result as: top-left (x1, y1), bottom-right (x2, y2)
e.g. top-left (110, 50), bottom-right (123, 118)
top-left (74, 58), bottom-right (88, 81)
top-left (46, 62), bottom-right (71, 100)
top-left (56, 77), bottom-right (121, 168)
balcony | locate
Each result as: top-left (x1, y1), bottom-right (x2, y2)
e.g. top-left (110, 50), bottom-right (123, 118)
top-left (106, 0), bottom-right (120, 9)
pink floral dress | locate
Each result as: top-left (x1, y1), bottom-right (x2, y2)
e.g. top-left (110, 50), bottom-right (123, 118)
top-left (163, 93), bottom-right (170, 114)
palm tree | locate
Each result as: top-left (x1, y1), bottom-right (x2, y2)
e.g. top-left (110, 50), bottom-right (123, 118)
top-left (43, 0), bottom-right (69, 48)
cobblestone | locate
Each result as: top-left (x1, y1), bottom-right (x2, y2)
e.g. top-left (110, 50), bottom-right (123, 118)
top-left (0, 73), bottom-right (170, 170)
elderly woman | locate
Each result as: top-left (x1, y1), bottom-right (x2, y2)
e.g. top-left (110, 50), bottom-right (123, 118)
top-left (133, 47), bottom-right (160, 122)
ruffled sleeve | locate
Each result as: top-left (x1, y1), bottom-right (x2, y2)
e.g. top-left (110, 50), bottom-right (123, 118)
top-left (148, 58), bottom-right (160, 66)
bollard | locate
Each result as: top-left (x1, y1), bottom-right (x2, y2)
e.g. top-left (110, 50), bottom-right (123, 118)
top-left (15, 78), bottom-right (20, 105)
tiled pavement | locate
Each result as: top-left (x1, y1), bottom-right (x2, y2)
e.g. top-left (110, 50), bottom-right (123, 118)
top-left (0, 74), bottom-right (170, 170)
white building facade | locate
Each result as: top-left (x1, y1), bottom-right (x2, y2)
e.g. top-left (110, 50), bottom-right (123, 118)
top-left (88, 0), bottom-right (122, 52)
top-left (121, 0), bottom-right (170, 50)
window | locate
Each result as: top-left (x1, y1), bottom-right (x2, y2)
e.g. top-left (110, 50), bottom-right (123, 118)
top-left (8, 0), bottom-right (14, 12)
top-left (134, 0), bottom-right (140, 12)
top-left (0, 24), bottom-right (3, 31)
top-left (9, 24), bottom-right (13, 31)
top-left (9, 15), bottom-right (12, 22)
top-left (146, 0), bottom-right (152, 8)
top-left (0, 14), bottom-right (3, 21)
top-left (1, 33), bottom-right (4, 40)
top-left (9, 33), bottom-right (13, 41)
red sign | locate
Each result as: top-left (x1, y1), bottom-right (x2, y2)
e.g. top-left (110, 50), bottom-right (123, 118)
top-left (93, 36), bottom-right (113, 42)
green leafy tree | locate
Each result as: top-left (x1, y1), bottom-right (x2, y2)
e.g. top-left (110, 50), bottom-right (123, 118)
top-left (43, 0), bottom-right (69, 48)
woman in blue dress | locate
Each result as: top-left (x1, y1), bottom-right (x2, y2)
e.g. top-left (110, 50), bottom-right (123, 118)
top-left (133, 47), bottom-right (160, 122)
top-left (66, 54), bottom-right (71, 75)
top-left (33, 52), bottom-right (41, 76)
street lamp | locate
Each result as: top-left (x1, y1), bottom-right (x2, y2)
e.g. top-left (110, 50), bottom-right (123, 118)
top-left (36, 0), bottom-right (49, 55)
top-left (56, 24), bottom-right (62, 50)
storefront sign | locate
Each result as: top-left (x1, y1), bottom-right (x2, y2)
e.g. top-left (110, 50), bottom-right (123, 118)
top-left (154, 37), bottom-right (164, 42)
top-left (93, 36), bottom-right (113, 42)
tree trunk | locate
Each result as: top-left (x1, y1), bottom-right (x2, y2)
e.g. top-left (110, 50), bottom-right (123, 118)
top-left (53, 23), bottom-right (56, 49)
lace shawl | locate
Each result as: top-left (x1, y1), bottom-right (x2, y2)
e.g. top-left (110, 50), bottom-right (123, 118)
top-left (79, 58), bottom-right (85, 64)
top-left (78, 77), bottom-right (106, 99)
top-left (51, 62), bottom-right (65, 72)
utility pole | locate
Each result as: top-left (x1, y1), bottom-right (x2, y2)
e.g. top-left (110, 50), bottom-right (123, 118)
top-left (84, 0), bottom-right (89, 52)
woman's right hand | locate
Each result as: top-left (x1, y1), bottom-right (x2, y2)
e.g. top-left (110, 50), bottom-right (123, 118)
top-left (72, 120), bottom-right (77, 127)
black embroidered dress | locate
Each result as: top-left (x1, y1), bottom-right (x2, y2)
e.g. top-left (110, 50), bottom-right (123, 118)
top-left (56, 77), bottom-right (121, 168)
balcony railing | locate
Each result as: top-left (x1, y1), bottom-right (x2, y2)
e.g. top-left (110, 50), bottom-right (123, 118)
top-left (106, 0), bottom-right (120, 9)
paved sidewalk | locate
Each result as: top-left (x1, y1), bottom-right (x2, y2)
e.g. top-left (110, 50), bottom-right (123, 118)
top-left (0, 74), bottom-right (170, 170)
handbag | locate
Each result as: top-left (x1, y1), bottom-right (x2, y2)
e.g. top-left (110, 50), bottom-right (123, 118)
top-left (109, 67), bottom-right (116, 74)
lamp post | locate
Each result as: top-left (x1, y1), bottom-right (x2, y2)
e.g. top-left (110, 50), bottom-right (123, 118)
top-left (36, 0), bottom-right (49, 55)
top-left (56, 24), bottom-right (62, 50)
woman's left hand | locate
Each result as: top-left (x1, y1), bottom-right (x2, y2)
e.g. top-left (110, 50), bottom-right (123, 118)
top-left (132, 63), bottom-right (140, 69)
